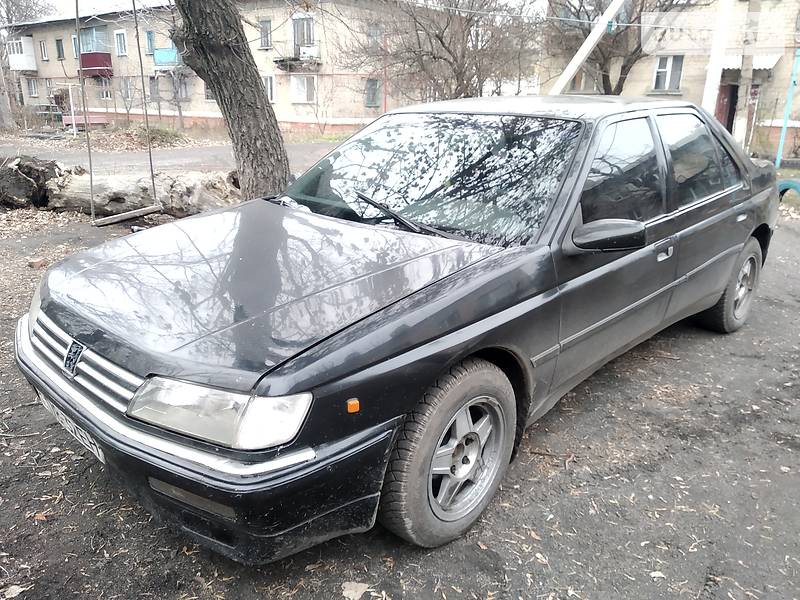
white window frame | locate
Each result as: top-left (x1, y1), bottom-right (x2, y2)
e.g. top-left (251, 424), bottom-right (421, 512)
top-left (145, 30), bottom-right (155, 55)
top-left (115, 29), bottom-right (128, 56)
top-left (292, 14), bottom-right (315, 48)
top-left (290, 74), bottom-right (316, 104)
top-left (177, 77), bottom-right (190, 101)
top-left (27, 78), bottom-right (39, 98)
top-left (45, 78), bottom-right (53, 89)
top-left (39, 40), bottom-right (49, 61)
top-left (7, 39), bottom-right (23, 55)
top-left (652, 55), bottom-right (684, 92)
top-left (71, 34), bottom-right (79, 58)
top-left (365, 78), bottom-right (380, 107)
top-left (99, 77), bottom-right (112, 100)
top-left (262, 75), bottom-right (275, 102)
top-left (55, 38), bottom-right (65, 60)
top-left (259, 19), bottom-right (272, 49)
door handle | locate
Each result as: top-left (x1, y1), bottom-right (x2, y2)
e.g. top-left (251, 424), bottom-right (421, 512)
top-left (657, 246), bottom-right (674, 262)
top-left (736, 213), bottom-right (747, 223)
top-left (654, 237), bottom-right (676, 262)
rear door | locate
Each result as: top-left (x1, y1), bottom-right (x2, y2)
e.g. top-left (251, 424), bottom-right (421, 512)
top-left (652, 110), bottom-right (751, 320)
top-left (550, 114), bottom-right (682, 392)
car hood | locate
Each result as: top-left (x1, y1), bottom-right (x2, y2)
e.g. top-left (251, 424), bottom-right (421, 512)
top-left (41, 200), bottom-right (498, 383)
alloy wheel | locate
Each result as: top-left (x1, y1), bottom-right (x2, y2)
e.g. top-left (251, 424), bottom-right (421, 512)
top-left (427, 395), bottom-right (506, 522)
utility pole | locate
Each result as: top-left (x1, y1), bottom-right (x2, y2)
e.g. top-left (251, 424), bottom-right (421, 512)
top-left (701, 0), bottom-right (735, 113)
top-left (548, 0), bottom-right (627, 95)
top-left (732, 0), bottom-right (761, 148)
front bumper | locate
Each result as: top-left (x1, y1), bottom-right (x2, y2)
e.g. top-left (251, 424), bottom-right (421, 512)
top-left (14, 314), bottom-right (397, 564)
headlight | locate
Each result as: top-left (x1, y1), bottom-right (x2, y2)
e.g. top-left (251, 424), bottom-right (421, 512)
top-left (28, 284), bottom-right (42, 336)
top-left (127, 377), bottom-right (312, 450)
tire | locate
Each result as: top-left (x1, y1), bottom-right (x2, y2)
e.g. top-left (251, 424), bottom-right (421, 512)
top-left (696, 237), bottom-right (763, 333)
top-left (378, 358), bottom-right (516, 547)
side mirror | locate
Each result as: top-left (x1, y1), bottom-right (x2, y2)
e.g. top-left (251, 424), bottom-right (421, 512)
top-left (572, 219), bottom-right (647, 252)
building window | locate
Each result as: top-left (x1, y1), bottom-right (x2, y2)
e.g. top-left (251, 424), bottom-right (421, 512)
top-left (45, 78), bottom-right (53, 90)
top-left (293, 15), bottom-right (314, 54)
top-left (205, 82), bottom-right (215, 101)
top-left (27, 78), bottom-right (39, 98)
top-left (365, 78), bottom-right (380, 107)
top-left (367, 23), bottom-right (381, 50)
top-left (99, 77), bottom-right (112, 100)
top-left (121, 77), bottom-right (135, 100)
top-left (55, 38), bottom-right (65, 60)
top-left (568, 69), bottom-right (599, 93)
top-left (71, 34), bottom-right (79, 58)
top-left (39, 40), bottom-right (48, 61)
top-left (146, 31), bottom-right (155, 54)
top-left (263, 75), bottom-right (274, 102)
top-left (115, 30), bottom-right (128, 56)
top-left (177, 77), bottom-right (190, 101)
top-left (7, 39), bottom-right (23, 55)
top-left (290, 74), bottom-right (315, 103)
top-left (259, 20), bottom-right (272, 48)
top-left (653, 55), bottom-right (683, 91)
top-left (149, 76), bottom-right (160, 100)
top-left (80, 26), bottom-right (109, 53)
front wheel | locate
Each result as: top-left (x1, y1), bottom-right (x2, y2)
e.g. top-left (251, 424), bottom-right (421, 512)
top-left (378, 358), bottom-right (516, 547)
top-left (696, 237), bottom-right (763, 333)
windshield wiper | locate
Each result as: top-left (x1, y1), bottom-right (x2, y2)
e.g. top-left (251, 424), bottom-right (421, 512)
top-left (354, 191), bottom-right (458, 240)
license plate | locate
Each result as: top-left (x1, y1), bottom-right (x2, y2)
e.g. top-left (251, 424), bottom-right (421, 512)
top-left (36, 390), bottom-right (106, 464)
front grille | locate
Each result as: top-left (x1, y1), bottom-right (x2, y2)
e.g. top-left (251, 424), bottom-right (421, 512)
top-left (30, 312), bottom-right (144, 413)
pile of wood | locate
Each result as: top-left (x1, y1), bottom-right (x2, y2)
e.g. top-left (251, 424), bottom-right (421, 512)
top-left (0, 156), bottom-right (241, 218)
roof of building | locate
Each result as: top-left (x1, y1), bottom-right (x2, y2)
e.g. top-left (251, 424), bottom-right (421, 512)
top-left (6, 0), bottom-right (171, 29)
top-left (391, 95), bottom-right (696, 121)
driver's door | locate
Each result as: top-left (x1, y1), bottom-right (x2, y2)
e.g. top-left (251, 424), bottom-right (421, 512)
top-left (550, 115), bottom-right (681, 393)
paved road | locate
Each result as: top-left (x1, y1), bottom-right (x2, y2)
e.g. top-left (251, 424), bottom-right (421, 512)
top-left (0, 141), bottom-right (337, 176)
top-left (0, 212), bottom-right (798, 599)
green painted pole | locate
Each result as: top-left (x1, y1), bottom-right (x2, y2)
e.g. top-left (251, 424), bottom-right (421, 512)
top-left (775, 48), bottom-right (800, 169)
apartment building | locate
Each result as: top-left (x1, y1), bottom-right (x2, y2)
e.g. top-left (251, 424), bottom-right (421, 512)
top-left (540, 0), bottom-right (800, 156)
top-left (4, 0), bottom-right (408, 132)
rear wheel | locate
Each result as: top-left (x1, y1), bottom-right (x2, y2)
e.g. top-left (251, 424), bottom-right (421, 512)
top-left (378, 358), bottom-right (516, 547)
top-left (696, 237), bottom-right (762, 333)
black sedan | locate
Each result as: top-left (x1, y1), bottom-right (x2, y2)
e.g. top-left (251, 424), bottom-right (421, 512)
top-left (15, 96), bottom-right (779, 563)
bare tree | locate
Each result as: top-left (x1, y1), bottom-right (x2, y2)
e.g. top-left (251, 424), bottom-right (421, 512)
top-left (545, 0), bottom-right (696, 95)
top-left (172, 0), bottom-right (289, 199)
top-left (339, 0), bottom-right (541, 101)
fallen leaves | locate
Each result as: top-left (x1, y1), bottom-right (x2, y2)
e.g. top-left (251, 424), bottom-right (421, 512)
top-left (2, 585), bottom-right (33, 599)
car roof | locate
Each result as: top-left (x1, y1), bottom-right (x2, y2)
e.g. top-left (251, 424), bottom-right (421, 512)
top-left (389, 95), bottom-right (695, 122)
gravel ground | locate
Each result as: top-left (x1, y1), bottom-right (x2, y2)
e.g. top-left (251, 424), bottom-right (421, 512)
top-left (0, 207), bottom-right (798, 600)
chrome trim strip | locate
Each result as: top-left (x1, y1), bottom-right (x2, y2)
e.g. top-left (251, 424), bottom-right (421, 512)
top-left (17, 314), bottom-right (316, 479)
top-left (32, 322), bottom-right (67, 354)
top-left (560, 277), bottom-right (683, 351)
top-left (38, 311), bottom-right (71, 343)
top-left (72, 373), bottom-right (129, 413)
top-left (531, 345), bottom-right (560, 367)
top-left (76, 361), bottom-right (137, 401)
top-left (81, 349), bottom-right (144, 388)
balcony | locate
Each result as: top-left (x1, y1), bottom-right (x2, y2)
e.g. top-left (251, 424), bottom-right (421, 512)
top-left (79, 52), bottom-right (113, 77)
top-left (7, 37), bottom-right (37, 72)
top-left (274, 45), bottom-right (321, 72)
top-left (153, 47), bottom-right (181, 71)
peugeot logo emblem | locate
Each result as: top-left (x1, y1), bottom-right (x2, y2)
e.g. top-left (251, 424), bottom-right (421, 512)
top-left (62, 340), bottom-right (86, 377)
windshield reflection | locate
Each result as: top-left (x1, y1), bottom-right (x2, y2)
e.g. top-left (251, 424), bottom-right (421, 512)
top-left (286, 113), bottom-right (582, 246)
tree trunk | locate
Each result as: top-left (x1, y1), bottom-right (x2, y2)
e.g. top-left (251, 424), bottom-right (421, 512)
top-left (0, 55), bottom-right (16, 129)
top-left (172, 0), bottom-right (290, 199)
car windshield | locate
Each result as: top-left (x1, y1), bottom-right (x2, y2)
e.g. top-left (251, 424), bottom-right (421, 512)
top-left (283, 112), bottom-right (582, 246)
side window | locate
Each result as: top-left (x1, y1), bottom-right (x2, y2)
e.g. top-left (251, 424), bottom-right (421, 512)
top-left (717, 142), bottom-right (742, 189)
top-left (657, 113), bottom-right (725, 206)
top-left (580, 118), bottom-right (664, 223)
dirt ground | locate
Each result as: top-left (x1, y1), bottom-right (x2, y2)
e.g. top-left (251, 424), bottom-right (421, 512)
top-left (0, 207), bottom-right (798, 600)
